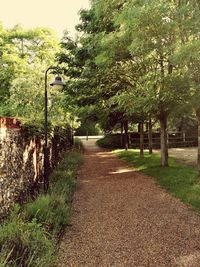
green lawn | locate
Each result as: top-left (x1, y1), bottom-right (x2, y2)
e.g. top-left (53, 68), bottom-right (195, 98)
top-left (114, 149), bottom-right (200, 213)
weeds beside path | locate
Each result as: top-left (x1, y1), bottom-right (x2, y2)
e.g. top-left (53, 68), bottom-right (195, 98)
top-left (57, 140), bottom-right (200, 267)
top-left (0, 149), bottom-right (82, 267)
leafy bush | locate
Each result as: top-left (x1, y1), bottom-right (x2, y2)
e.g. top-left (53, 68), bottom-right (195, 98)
top-left (96, 134), bottom-right (123, 149)
top-left (75, 121), bottom-right (100, 136)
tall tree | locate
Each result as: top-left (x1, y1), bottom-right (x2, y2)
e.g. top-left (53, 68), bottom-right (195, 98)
top-left (0, 24), bottom-right (78, 131)
top-left (174, 0), bottom-right (200, 177)
top-left (94, 0), bottom-right (190, 166)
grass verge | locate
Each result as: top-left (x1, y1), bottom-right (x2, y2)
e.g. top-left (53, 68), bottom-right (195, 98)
top-left (114, 149), bottom-right (200, 213)
top-left (0, 144), bottom-right (82, 267)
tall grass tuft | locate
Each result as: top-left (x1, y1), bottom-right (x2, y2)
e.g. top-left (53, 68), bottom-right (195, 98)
top-left (0, 206), bottom-right (55, 267)
top-left (0, 145), bottom-right (83, 266)
top-left (24, 150), bottom-right (81, 236)
top-left (74, 137), bottom-right (84, 151)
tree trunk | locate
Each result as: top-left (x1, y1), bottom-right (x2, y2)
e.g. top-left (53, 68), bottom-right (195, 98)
top-left (71, 127), bottom-right (74, 146)
top-left (148, 117), bottom-right (153, 154)
top-left (145, 122), bottom-right (149, 132)
top-left (124, 120), bottom-right (129, 151)
top-left (196, 109), bottom-right (200, 179)
top-left (159, 113), bottom-right (168, 167)
top-left (120, 122), bottom-right (124, 148)
top-left (137, 123), bottom-right (140, 133)
top-left (139, 122), bottom-right (144, 156)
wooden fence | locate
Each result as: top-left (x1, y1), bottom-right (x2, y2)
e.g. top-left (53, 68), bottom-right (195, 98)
top-left (129, 132), bottom-right (198, 149)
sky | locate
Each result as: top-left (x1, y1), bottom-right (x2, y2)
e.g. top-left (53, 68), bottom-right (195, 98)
top-left (0, 0), bottom-right (90, 39)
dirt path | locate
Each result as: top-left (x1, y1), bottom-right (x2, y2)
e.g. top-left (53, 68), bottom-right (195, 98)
top-left (168, 147), bottom-right (197, 167)
top-left (57, 140), bottom-right (200, 267)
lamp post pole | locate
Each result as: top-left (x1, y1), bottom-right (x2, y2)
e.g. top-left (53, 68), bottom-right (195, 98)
top-left (44, 67), bottom-right (51, 193)
top-left (43, 66), bottom-right (64, 193)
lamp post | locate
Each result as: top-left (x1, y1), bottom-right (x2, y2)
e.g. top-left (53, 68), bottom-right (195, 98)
top-left (44, 66), bottom-right (65, 193)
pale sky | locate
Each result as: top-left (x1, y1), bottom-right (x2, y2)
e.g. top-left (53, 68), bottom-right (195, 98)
top-left (0, 0), bottom-right (90, 39)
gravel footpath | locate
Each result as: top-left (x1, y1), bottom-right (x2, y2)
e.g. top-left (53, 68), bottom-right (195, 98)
top-left (57, 140), bottom-right (200, 267)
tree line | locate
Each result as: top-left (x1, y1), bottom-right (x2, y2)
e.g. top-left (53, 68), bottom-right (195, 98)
top-left (1, 1), bottom-right (200, 177)
top-left (0, 24), bottom-right (79, 133)
top-left (57, 0), bottom-right (200, 178)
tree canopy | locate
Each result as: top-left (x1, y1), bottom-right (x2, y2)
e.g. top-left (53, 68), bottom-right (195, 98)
top-left (57, 0), bottom-right (200, 169)
top-left (1, 0), bottom-right (200, 173)
top-left (0, 24), bottom-right (79, 132)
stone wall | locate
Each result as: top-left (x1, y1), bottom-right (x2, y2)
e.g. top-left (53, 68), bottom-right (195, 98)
top-left (0, 117), bottom-right (72, 217)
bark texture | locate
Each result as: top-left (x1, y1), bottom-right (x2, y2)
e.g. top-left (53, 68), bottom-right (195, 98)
top-left (123, 120), bottom-right (129, 151)
top-left (139, 122), bottom-right (144, 156)
top-left (196, 109), bottom-right (200, 179)
top-left (148, 117), bottom-right (153, 154)
top-left (120, 122), bottom-right (124, 148)
top-left (159, 113), bottom-right (168, 167)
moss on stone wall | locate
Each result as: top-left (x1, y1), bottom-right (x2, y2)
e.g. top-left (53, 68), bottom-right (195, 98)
top-left (0, 119), bottom-right (73, 218)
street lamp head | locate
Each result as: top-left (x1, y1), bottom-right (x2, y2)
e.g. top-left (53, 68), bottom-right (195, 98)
top-left (50, 76), bottom-right (65, 90)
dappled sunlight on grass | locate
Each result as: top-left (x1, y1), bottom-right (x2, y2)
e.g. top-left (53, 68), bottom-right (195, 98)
top-left (114, 149), bottom-right (200, 213)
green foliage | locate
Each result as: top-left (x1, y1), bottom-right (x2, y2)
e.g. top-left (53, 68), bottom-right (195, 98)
top-left (0, 148), bottom-right (82, 266)
top-left (0, 24), bottom-right (79, 132)
top-left (0, 24), bottom-right (60, 113)
top-left (75, 121), bottom-right (100, 136)
top-left (24, 151), bottom-right (81, 236)
top-left (24, 194), bottom-right (70, 236)
top-left (71, 0), bottom-right (200, 166)
top-left (0, 209), bottom-right (55, 267)
top-left (56, 151), bottom-right (82, 172)
top-left (74, 137), bottom-right (84, 151)
top-left (97, 134), bottom-right (123, 149)
top-left (115, 150), bottom-right (200, 212)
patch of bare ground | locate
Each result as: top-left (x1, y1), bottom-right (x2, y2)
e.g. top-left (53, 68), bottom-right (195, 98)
top-left (168, 147), bottom-right (197, 167)
top-left (57, 140), bottom-right (200, 267)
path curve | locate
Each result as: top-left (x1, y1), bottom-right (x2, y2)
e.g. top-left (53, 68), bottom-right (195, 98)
top-left (57, 140), bottom-right (200, 267)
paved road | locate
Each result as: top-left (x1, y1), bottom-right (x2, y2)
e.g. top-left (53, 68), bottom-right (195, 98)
top-left (57, 140), bottom-right (200, 267)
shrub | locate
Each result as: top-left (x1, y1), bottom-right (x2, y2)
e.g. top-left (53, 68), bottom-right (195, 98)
top-left (75, 121), bottom-right (100, 136)
top-left (96, 134), bottom-right (123, 149)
